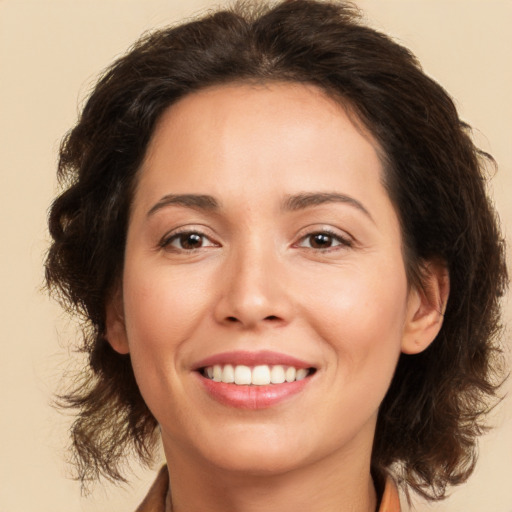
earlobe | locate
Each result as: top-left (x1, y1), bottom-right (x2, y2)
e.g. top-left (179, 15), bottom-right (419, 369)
top-left (401, 261), bottom-right (450, 355)
top-left (105, 288), bottom-right (130, 354)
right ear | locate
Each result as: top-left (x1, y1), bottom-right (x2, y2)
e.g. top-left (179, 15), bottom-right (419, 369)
top-left (105, 287), bottom-right (130, 354)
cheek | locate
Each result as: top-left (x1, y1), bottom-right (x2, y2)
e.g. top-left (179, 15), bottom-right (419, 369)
top-left (123, 259), bottom-right (210, 347)
top-left (302, 263), bottom-right (408, 376)
top-left (120, 261), bottom-right (214, 422)
top-left (120, 259), bottom-right (215, 405)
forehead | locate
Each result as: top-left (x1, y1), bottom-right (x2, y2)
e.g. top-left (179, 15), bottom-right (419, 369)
top-left (137, 82), bottom-right (386, 201)
top-left (149, 81), bottom-right (377, 152)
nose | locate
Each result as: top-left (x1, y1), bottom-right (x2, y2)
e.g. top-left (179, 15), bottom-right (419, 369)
top-left (213, 244), bottom-right (293, 330)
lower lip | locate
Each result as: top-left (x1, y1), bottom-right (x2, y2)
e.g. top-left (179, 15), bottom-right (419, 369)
top-left (197, 374), bottom-right (311, 409)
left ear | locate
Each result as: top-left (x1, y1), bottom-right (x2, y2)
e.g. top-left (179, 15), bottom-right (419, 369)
top-left (401, 260), bottom-right (450, 355)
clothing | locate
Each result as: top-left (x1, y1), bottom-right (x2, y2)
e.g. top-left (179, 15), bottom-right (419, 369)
top-left (135, 465), bottom-right (401, 512)
top-left (379, 474), bottom-right (401, 512)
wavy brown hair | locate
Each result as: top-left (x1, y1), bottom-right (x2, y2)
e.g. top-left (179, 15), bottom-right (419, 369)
top-left (45, 0), bottom-right (508, 500)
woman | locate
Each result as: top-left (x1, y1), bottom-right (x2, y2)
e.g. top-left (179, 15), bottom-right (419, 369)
top-left (45, 1), bottom-right (508, 511)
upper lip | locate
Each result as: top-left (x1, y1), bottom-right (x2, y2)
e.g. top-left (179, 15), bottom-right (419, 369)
top-left (192, 350), bottom-right (314, 370)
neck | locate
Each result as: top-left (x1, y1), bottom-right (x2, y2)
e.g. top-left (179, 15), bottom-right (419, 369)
top-left (163, 440), bottom-right (377, 512)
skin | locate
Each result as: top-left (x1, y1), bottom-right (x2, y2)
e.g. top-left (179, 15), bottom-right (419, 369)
top-left (107, 82), bottom-right (447, 512)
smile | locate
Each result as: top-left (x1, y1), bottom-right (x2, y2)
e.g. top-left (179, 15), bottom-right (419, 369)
top-left (194, 351), bottom-right (317, 409)
top-left (201, 364), bottom-right (313, 385)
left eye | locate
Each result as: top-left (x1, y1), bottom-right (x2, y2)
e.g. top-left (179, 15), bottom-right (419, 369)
top-left (297, 232), bottom-right (349, 249)
top-left (162, 231), bottom-right (216, 250)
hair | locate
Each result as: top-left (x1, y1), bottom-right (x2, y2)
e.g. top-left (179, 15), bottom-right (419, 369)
top-left (45, 0), bottom-right (508, 501)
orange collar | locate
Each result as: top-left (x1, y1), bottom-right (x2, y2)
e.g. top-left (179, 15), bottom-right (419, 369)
top-left (379, 477), bottom-right (401, 512)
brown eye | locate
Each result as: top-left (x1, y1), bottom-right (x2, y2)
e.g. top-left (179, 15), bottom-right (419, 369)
top-left (162, 231), bottom-right (217, 251)
top-left (297, 231), bottom-right (351, 250)
top-left (178, 233), bottom-right (204, 249)
top-left (308, 233), bottom-right (335, 248)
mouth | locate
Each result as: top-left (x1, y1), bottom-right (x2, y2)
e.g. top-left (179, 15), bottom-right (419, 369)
top-left (199, 364), bottom-right (316, 385)
top-left (193, 351), bottom-right (317, 409)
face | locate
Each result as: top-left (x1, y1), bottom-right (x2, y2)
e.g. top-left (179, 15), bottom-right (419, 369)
top-left (108, 82), bottom-right (436, 478)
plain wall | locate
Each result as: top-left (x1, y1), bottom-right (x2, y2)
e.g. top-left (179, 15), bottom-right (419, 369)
top-left (0, 1), bottom-right (510, 511)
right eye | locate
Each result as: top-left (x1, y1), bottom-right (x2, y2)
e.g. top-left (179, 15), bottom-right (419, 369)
top-left (295, 230), bottom-right (352, 251)
top-left (160, 231), bottom-right (217, 251)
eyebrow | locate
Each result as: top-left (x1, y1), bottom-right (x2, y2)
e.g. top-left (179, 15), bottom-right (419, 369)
top-left (146, 191), bottom-right (373, 222)
top-left (147, 194), bottom-right (219, 217)
top-left (282, 192), bottom-right (374, 222)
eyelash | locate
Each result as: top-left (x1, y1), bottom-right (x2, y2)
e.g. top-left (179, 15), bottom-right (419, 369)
top-left (159, 229), bottom-right (218, 251)
top-left (159, 228), bottom-right (353, 253)
top-left (295, 229), bottom-right (353, 251)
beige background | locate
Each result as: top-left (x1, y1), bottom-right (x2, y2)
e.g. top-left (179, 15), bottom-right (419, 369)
top-left (0, 0), bottom-right (510, 511)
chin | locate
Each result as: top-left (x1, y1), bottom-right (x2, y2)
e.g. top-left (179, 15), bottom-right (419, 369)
top-left (208, 449), bottom-right (302, 476)
top-left (195, 425), bottom-right (309, 475)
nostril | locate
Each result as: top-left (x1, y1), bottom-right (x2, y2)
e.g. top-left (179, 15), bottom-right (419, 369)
top-left (225, 315), bottom-right (279, 323)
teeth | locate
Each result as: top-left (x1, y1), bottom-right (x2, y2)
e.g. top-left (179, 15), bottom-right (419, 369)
top-left (222, 364), bottom-right (235, 383)
top-left (270, 365), bottom-right (286, 384)
top-left (252, 365), bottom-right (271, 385)
top-left (213, 365), bottom-right (222, 382)
top-left (234, 365), bottom-right (252, 385)
top-left (203, 364), bottom-right (311, 385)
top-left (285, 366), bottom-right (296, 382)
top-left (296, 368), bottom-right (308, 381)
